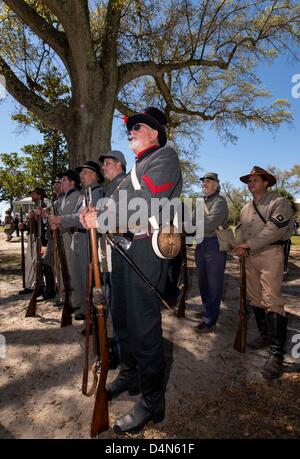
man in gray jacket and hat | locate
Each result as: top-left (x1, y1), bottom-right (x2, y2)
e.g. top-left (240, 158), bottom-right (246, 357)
top-left (235, 166), bottom-right (293, 380)
top-left (82, 107), bottom-right (182, 434)
top-left (194, 172), bottom-right (229, 332)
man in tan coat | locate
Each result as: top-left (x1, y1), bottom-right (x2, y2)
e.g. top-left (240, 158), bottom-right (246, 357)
top-left (235, 166), bottom-right (293, 380)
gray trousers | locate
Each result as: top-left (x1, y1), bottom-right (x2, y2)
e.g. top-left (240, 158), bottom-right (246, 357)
top-left (61, 231), bottom-right (84, 311)
top-left (71, 232), bottom-right (89, 314)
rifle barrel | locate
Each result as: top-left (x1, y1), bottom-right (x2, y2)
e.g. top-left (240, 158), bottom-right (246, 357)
top-left (89, 227), bottom-right (110, 437)
top-left (20, 206), bottom-right (26, 289)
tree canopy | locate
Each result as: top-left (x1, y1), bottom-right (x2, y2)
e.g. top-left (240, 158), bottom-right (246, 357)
top-left (0, 0), bottom-right (300, 167)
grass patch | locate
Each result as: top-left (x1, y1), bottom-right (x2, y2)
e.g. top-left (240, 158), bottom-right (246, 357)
top-left (291, 235), bottom-right (300, 247)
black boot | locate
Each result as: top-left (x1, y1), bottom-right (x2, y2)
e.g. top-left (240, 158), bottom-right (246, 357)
top-left (18, 287), bottom-right (34, 295)
top-left (37, 265), bottom-right (56, 301)
top-left (262, 312), bottom-right (288, 380)
top-left (108, 337), bottom-right (120, 370)
top-left (106, 363), bottom-right (140, 400)
top-left (248, 306), bottom-right (269, 350)
top-left (113, 371), bottom-right (165, 434)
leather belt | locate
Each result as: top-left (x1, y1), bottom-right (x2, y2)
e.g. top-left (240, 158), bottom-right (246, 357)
top-left (70, 227), bottom-right (87, 234)
top-left (133, 234), bottom-right (150, 241)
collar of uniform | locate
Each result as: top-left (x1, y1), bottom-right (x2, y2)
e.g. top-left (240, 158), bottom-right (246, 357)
top-left (253, 190), bottom-right (268, 205)
top-left (203, 191), bottom-right (219, 201)
top-left (65, 188), bottom-right (77, 198)
top-left (136, 145), bottom-right (159, 162)
top-left (111, 171), bottom-right (127, 184)
top-left (84, 181), bottom-right (100, 191)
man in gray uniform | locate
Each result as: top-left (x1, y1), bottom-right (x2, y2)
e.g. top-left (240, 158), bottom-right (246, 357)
top-left (98, 150), bottom-right (127, 367)
top-left (99, 150), bottom-right (127, 197)
top-left (50, 164), bottom-right (105, 320)
top-left (73, 161), bottom-right (105, 320)
top-left (82, 107), bottom-right (182, 433)
top-left (195, 172), bottom-right (229, 331)
top-left (235, 166), bottom-right (293, 380)
top-left (49, 170), bottom-right (83, 314)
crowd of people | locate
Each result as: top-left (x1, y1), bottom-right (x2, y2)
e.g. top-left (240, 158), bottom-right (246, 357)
top-left (4, 106), bottom-right (295, 434)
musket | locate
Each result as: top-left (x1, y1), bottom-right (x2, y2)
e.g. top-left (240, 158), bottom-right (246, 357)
top-left (106, 233), bottom-right (174, 314)
top-left (175, 240), bottom-right (188, 318)
top-left (52, 204), bottom-right (73, 328)
top-left (82, 260), bottom-right (95, 396)
top-left (25, 201), bottom-right (43, 317)
top-left (84, 188), bottom-right (109, 437)
top-left (233, 256), bottom-right (247, 353)
top-left (50, 202), bottom-right (57, 288)
top-left (20, 206), bottom-right (26, 289)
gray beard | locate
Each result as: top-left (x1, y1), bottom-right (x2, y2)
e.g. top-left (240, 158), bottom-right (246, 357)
top-left (128, 139), bottom-right (140, 151)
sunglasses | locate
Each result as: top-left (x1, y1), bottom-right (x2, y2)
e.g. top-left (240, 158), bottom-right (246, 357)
top-left (128, 123), bottom-right (151, 133)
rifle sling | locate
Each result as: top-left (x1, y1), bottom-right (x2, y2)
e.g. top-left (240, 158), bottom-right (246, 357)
top-left (252, 200), bottom-right (267, 224)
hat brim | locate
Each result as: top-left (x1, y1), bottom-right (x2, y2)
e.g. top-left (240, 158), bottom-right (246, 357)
top-left (126, 113), bottom-right (167, 147)
top-left (75, 166), bottom-right (104, 183)
top-left (200, 176), bottom-right (219, 182)
top-left (98, 155), bottom-right (126, 167)
top-left (57, 171), bottom-right (81, 184)
top-left (75, 165), bottom-right (98, 174)
top-left (240, 173), bottom-right (276, 187)
top-left (98, 155), bottom-right (117, 163)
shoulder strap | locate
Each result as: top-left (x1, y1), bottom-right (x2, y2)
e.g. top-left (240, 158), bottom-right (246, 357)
top-left (252, 201), bottom-right (267, 224)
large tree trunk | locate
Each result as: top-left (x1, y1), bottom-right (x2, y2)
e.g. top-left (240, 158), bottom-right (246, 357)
top-left (65, 99), bottom-right (115, 168)
top-left (65, 63), bottom-right (118, 168)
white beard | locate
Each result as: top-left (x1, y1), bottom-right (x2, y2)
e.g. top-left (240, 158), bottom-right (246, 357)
top-left (128, 139), bottom-right (140, 151)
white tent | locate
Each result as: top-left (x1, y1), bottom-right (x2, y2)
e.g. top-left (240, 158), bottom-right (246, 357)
top-left (13, 197), bottom-right (51, 215)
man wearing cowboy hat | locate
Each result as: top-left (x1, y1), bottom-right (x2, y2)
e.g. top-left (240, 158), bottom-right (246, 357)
top-left (235, 166), bottom-right (293, 380)
top-left (81, 106), bottom-right (182, 433)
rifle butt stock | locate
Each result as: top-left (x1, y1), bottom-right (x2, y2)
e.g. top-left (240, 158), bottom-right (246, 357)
top-left (25, 296), bottom-right (37, 317)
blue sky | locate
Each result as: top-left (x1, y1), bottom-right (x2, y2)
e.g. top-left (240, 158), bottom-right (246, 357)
top-left (111, 55), bottom-right (300, 187)
top-left (0, 54), bottom-right (299, 218)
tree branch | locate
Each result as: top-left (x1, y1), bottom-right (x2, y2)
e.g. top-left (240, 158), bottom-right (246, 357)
top-left (101, 0), bottom-right (122, 65)
top-left (43, 0), bottom-right (96, 71)
top-left (3, 0), bottom-right (70, 69)
top-left (0, 56), bottom-right (69, 131)
top-left (118, 58), bottom-right (227, 89)
top-left (115, 99), bottom-right (135, 117)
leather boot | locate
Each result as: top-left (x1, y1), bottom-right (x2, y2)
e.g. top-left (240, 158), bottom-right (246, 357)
top-left (108, 337), bottom-right (120, 370)
top-left (262, 312), bottom-right (288, 380)
top-left (113, 370), bottom-right (165, 434)
top-left (106, 363), bottom-right (140, 400)
top-left (248, 306), bottom-right (269, 350)
top-left (37, 265), bottom-right (56, 301)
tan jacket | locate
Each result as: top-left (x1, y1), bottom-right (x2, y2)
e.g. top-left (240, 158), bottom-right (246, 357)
top-left (235, 191), bottom-right (293, 253)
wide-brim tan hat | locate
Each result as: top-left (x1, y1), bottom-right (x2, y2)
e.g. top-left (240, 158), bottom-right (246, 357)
top-left (240, 166), bottom-right (276, 187)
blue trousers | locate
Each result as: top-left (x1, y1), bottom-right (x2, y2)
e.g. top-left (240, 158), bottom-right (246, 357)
top-left (195, 237), bottom-right (227, 326)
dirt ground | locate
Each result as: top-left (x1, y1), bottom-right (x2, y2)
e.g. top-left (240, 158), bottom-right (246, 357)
top-left (1, 231), bottom-right (300, 439)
